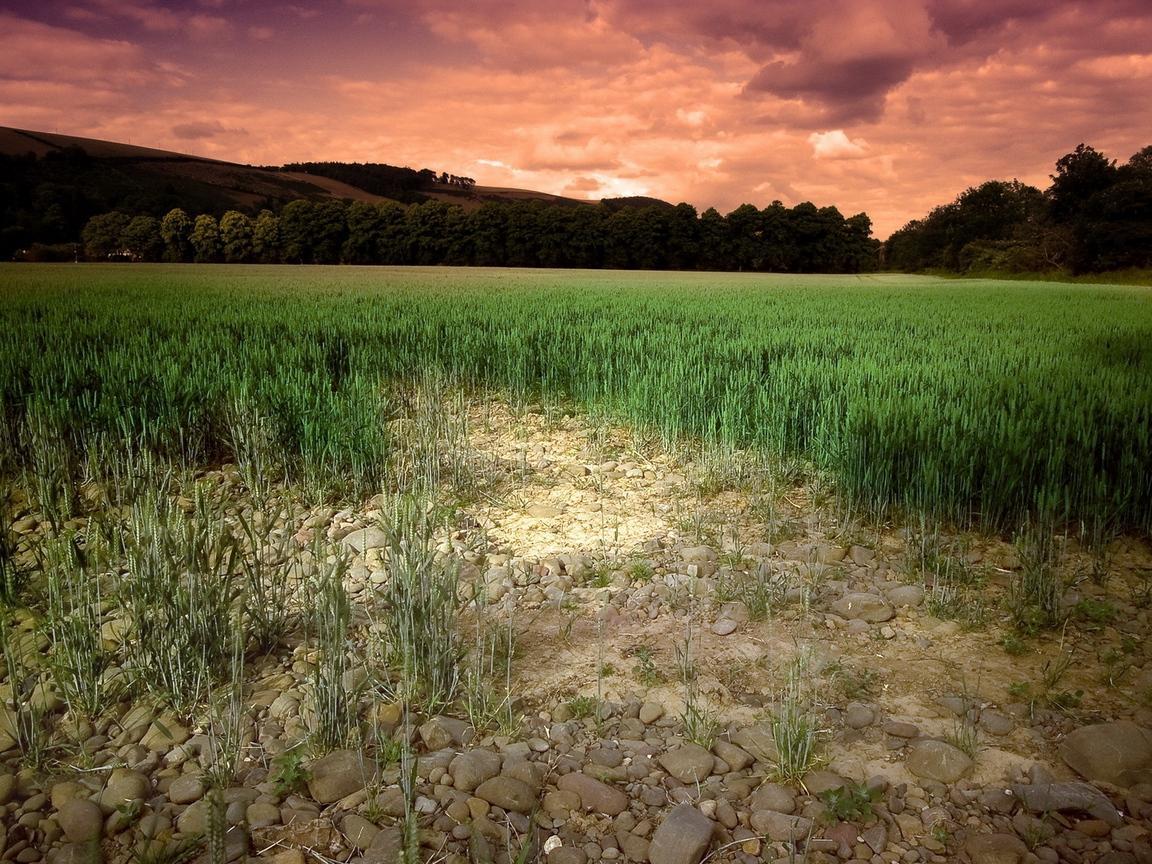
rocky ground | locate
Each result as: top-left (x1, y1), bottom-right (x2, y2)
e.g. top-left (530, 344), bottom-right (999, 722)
top-left (2, 401), bottom-right (1152, 864)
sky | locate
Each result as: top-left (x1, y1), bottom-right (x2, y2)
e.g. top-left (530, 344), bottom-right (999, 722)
top-left (1, 0), bottom-right (1150, 237)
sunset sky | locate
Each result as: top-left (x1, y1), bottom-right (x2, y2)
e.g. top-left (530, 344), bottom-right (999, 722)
top-left (2, 0), bottom-right (1150, 237)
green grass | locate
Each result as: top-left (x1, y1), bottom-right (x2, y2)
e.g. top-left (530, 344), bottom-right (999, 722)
top-left (2, 264), bottom-right (1151, 536)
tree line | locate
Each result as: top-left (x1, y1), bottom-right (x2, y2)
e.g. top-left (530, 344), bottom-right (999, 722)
top-left (885, 143), bottom-right (1152, 274)
top-left (73, 198), bottom-right (880, 273)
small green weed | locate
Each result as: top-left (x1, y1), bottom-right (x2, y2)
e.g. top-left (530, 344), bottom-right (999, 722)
top-left (819, 782), bottom-right (882, 824)
top-left (270, 748), bottom-right (311, 796)
top-left (566, 695), bottom-right (598, 720)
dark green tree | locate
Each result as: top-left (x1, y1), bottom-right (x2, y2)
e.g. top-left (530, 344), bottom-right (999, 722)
top-left (160, 208), bottom-right (193, 262)
top-left (81, 212), bottom-right (130, 259)
top-left (190, 214), bottom-right (221, 263)
top-left (121, 215), bottom-right (163, 261)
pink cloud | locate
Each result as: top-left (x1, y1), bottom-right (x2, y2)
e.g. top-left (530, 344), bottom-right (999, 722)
top-left (2, 1), bottom-right (1149, 238)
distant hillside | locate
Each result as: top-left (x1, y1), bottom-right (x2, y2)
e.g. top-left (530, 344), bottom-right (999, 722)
top-left (0, 126), bottom-right (644, 256)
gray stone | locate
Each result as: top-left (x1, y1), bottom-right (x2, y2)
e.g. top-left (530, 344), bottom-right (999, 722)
top-left (905, 740), bottom-right (973, 783)
top-left (97, 768), bottom-right (150, 813)
top-left (978, 710), bottom-right (1014, 737)
top-left (883, 720), bottom-right (920, 739)
top-left (964, 833), bottom-right (1028, 864)
top-left (845, 702), bottom-right (875, 729)
top-left (246, 801), bottom-right (281, 828)
top-left (58, 799), bottom-right (103, 843)
top-left (711, 740), bottom-right (752, 772)
top-left (617, 831), bottom-right (651, 862)
top-left (731, 724), bottom-right (777, 763)
top-left (51, 841), bottom-right (103, 864)
top-left (1060, 721), bottom-right (1152, 789)
top-left (749, 783), bottom-right (795, 815)
top-left (659, 743), bottom-right (715, 783)
top-left (886, 585), bottom-right (925, 608)
top-left (342, 527), bottom-right (388, 553)
top-left (648, 804), bottom-right (713, 864)
top-left (830, 592), bottom-right (894, 623)
top-left (449, 750), bottom-right (502, 792)
top-left (710, 619), bottom-right (738, 636)
top-left (800, 770), bottom-right (846, 796)
top-left (167, 774), bottom-right (205, 805)
top-left (1012, 781), bottom-right (1123, 826)
top-left (307, 750), bottom-right (380, 804)
top-left (639, 702), bottom-right (664, 725)
top-left (474, 776), bottom-right (536, 814)
top-left (749, 809), bottom-right (813, 842)
top-left (419, 715), bottom-right (470, 751)
top-left (342, 813), bottom-right (380, 850)
top-left (362, 827), bottom-right (403, 864)
top-left (548, 849), bottom-right (588, 864)
top-left (557, 772), bottom-right (629, 815)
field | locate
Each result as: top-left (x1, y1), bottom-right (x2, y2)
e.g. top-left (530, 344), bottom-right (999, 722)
top-left (2, 265), bottom-right (1152, 864)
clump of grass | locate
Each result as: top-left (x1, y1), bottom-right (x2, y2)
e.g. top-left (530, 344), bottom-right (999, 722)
top-left (0, 614), bottom-right (49, 768)
top-left (0, 517), bottom-right (27, 608)
top-left (376, 495), bottom-right (463, 714)
top-left (43, 530), bottom-right (118, 720)
top-left (462, 592), bottom-right (519, 736)
top-left (565, 695), bottom-right (598, 720)
top-left (309, 549), bottom-right (356, 752)
top-left (237, 506), bottom-right (302, 653)
top-left (770, 651), bottom-right (823, 785)
top-left (115, 487), bottom-right (240, 715)
top-left (945, 718), bottom-right (981, 760)
top-left (1010, 517), bottom-right (1065, 634)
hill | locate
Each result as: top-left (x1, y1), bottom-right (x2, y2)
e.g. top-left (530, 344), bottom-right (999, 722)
top-left (0, 126), bottom-right (630, 256)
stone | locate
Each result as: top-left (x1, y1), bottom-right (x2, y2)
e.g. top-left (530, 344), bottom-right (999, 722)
top-left (659, 743), bottom-right (715, 783)
top-left (1012, 781), bottom-right (1123, 826)
top-left (845, 703), bottom-right (876, 729)
top-left (246, 801), bottom-right (281, 828)
top-left (861, 823), bottom-right (888, 854)
top-left (617, 831), bottom-right (650, 862)
top-left (307, 750), bottom-right (380, 804)
top-left (749, 783), bottom-right (795, 815)
top-left (800, 770), bottom-right (846, 796)
top-left (964, 833), bottom-right (1029, 864)
top-left (731, 724), bottom-right (777, 763)
top-left (886, 585), bottom-right (925, 608)
top-left (474, 776), bottom-right (536, 814)
top-left (557, 772), bottom-right (629, 816)
top-left (167, 774), bottom-right (205, 805)
top-left (420, 715), bottom-right (470, 751)
top-left (905, 740), bottom-right (973, 783)
top-left (58, 798), bottom-right (103, 843)
top-left (979, 710), bottom-right (1015, 736)
top-left (648, 804), bottom-right (713, 864)
top-left (449, 750), bottom-right (502, 792)
top-left (549, 849), bottom-right (589, 864)
top-left (342, 814), bottom-right (380, 850)
top-left (883, 720), bottom-right (920, 739)
top-left (830, 592), bottom-right (894, 623)
top-left (1061, 721), bottom-right (1152, 789)
top-left (711, 619), bottom-right (738, 636)
top-left (140, 719), bottom-right (190, 751)
top-left (342, 527), bottom-right (388, 553)
top-left (711, 740), bottom-right (752, 772)
top-left (639, 702), bottom-right (665, 725)
top-left (749, 810), bottom-right (813, 842)
top-left (51, 841), bottom-right (104, 864)
top-left (97, 768), bottom-right (150, 813)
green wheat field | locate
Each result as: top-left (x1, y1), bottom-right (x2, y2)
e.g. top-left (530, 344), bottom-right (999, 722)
top-left (2, 264), bottom-right (1150, 538)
